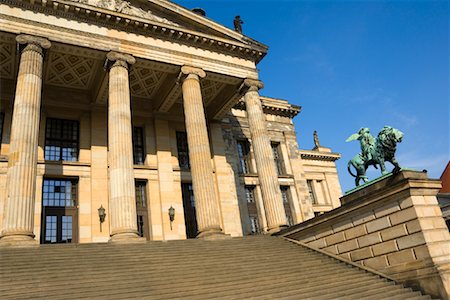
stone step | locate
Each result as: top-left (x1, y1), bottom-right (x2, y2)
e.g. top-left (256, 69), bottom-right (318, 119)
top-left (39, 269), bottom-right (364, 300)
top-left (185, 272), bottom-right (379, 300)
top-left (0, 252), bottom-right (335, 279)
top-left (0, 236), bottom-right (430, 299)
top-left (0, 259), bottom-right (349, 294)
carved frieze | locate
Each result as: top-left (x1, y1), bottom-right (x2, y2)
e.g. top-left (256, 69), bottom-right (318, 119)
top-left (69, 0), bottom-right (179, 26)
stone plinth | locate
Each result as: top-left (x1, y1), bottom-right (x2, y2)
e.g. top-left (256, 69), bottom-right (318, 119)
top-left (279, 170), bottom-right (450, 300)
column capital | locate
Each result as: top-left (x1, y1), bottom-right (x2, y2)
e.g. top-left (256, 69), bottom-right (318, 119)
top-left (239, 78), bottom-right (264, 94)
top-left (16, 34), bottom-right (51, 55)
top-left (105, 51), bottom-right (136, 70)
top-left (180, 65), bottom-right (206, 81)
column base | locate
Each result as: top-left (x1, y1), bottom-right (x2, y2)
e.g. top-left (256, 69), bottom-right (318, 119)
top-left (109, 232), bottom-right (146, 244)
top-left (0, 234), bottom-right (38, 247)
top-left (267, 225), bottom-right (289, 235)
top-left (196, 230), bottom-right (231, 240)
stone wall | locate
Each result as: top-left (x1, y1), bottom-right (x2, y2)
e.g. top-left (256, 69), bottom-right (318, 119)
top-left (280, 170), bottom-right (450, 300)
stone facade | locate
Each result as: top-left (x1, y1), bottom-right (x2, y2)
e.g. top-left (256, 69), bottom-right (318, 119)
top-left (0, 0), bottom-right (342, 244)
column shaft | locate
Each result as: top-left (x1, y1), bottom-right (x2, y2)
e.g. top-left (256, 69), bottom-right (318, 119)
top-left (243, 80), bottom-right (287, 232)
top-left (1, 35), bottom-right (50, 243)
top-left (180, 67), bottom-right (223, 238)
top-left (106, 52), bottom-right (140, 241)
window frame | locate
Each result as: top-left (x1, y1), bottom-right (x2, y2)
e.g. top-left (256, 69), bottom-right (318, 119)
top-left (307, 180), bottom-right (318, 204)
top-left (176, 131), bottom-right (190, 169)
top-left (280, 186), bottom-right (294, 226)
top-left (44, 117), bottom-right (80, 162)
top-left (0, 112), bottom-right (4, 146)
top-left (237, 140), bottom-right (252, 174)
top-left (271, 142), bottom-right (285, 176)
top-left (132, 126), bottom-right (145, 165)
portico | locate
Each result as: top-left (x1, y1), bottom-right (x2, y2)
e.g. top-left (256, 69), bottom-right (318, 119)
top-left (0, 0), bottom-right (342, 245)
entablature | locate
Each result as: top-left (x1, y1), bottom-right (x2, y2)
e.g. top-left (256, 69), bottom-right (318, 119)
top-left (2, 0), bottom-right (267, 64)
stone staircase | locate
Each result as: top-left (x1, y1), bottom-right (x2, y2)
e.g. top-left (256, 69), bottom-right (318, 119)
top-left (0, 236), bottom-right (431, 299)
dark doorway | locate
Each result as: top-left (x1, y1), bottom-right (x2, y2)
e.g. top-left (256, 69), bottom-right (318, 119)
top-left (182, 183), bottom-right (198, 238)
top-left (135, 180), bottom-right (149, 240)
top-left (41, 179), bottom-right (78, 244)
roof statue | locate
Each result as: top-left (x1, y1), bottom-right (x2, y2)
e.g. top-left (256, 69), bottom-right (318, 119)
top-left (313, 130), bottom-right (320, 148)
top-left (234, 15), bottom-right (243, 33)
top-left (346, 126), bottom-right (403, 186)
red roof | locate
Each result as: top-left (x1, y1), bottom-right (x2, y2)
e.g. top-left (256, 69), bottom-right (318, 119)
top-left (440, 161), bottom-right (450, 193)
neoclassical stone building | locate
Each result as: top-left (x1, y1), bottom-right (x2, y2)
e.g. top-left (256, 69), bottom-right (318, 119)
top-left (0, 0), bottom-right (342, 244)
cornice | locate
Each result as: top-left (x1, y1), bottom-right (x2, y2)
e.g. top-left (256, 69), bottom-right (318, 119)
top-left (299, 150), bottom-right (341, 162)
top-left (4, 0), bottom-right (267, 63)
top-left (233, 96), bottom-right (301, 118)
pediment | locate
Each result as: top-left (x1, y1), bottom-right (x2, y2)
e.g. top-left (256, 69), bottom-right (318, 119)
top-left (67, 0), bottom-right (265, 50)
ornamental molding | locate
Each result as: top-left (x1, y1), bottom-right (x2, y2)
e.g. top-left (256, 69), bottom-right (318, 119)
top-left (69, 0), bottom-right (179, 26)
top-left (233, 96), bottom-right (301, 118)
top-left (299, 150), bottom-right (341, 162)
top-left (4, 0), bottom-right (267, 63)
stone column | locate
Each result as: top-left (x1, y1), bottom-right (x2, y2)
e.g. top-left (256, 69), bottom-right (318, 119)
top-left (0, 35), bottom-right (51, 245)
top-left (105, 52), bottom-right (141, 242)
top-left (240, 79), bottom-right (287, 233)
top-left (180, 66), bottom-right (225, 239)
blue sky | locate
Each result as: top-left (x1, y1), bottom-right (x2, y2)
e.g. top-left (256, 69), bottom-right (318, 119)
top-left (177, 0), bottom-right (449, 192)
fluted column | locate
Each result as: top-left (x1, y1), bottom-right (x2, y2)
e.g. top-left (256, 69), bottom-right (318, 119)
top-left (180, 66), bottom-right (225, 239)
top-left (105, 52), bottom-right (141, 242)
top-left (0, 35), bottom-right (51, 244)
top-left (240, 79), bottom-right (287, 233)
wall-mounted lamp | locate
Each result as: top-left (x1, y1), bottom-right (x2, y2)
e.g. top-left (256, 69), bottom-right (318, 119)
top-left (98, 205), bottom-right (106, 232)
top-left (168, 206), bottom-right (175, 230)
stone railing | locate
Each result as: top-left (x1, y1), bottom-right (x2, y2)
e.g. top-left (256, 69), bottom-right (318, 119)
top-left (278, 170), bottom-right (450, 300)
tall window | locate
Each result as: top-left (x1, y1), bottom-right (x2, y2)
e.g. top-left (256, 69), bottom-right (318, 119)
top-left (245, 186), bottom-right (256, 203)
top-left (135, 181), bottom-right (148, 238)
top-left (245, 186), bottom-right (260, 234)
top-left (132, 127), bottom-right (145, 165)
top-left (237, 140), bottom-right (251, 174)
top-left (280, 186), bottom-right (294, 226)
top-left (176, 131), bottom-right (190, 169)
top-left (135, 181), bottom-right (147, 208)
top-left (271, 142), bottom-right (285, 175)
top-left (45, 118), bottom-right (79, 161)
top-left (307, 180), bottom-right (317, 204)
top-left (249, 216), bottom-right (260, 234)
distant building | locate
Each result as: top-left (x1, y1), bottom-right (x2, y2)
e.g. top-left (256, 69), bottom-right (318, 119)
top-left (437, 161), bottom-right (450, 230)
top-left (0, 0), bottom-right (342, 245)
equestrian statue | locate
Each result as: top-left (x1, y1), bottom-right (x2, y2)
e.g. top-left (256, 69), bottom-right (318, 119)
top-left (346, 126), bottom-right (404, 186)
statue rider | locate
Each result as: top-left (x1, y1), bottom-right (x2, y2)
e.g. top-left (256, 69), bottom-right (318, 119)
top-left (358, 128), bottom-right (376, 162)
top-left (346, 127), bottom-right (375, 162)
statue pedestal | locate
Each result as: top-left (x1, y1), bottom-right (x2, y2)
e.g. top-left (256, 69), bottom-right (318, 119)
top-left (281, 170), bottom-right (450, 299)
